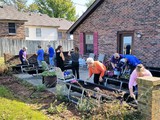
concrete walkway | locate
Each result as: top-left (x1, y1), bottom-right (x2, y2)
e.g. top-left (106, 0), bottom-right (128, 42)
top-left (14, 68), bottom-right (92, 93)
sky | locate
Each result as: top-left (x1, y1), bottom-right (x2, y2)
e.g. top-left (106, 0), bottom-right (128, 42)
top-left (27, 0), bottom-right (87, 16)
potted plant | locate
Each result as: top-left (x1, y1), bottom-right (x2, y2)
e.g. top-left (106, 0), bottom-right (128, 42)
top-left (41, 71), bottom-right (57, 88)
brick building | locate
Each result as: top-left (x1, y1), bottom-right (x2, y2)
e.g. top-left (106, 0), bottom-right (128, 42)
top-left (0, 5), bottom-right (27, 40)
top-left (68, 0), bottom-right (160, 68)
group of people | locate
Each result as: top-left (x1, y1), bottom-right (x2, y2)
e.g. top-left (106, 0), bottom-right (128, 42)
top-left (19, 46), bottom-right (153, 99)
top-left (86, 53), bottom-right (152, 99)
top-left (19, 45), bottom-right (80, 79)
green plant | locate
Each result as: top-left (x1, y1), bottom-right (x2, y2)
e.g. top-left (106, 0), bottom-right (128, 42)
top-left (55, 84), bottom-right (68, 102)
top-left (47, 100), bottom-right (67, 114)
top-left (76, 98), bottom-right (95, 113)
top-left (0, 86), bottom-right (14, 99)
top-left (41, 71), bottom-right (56, 77)
top-left (36, 84), bottom-right (46, 92)
top-left (0, 64), bottom-right (8, 75)
top-left (89, 100), bottom-right (143, 120)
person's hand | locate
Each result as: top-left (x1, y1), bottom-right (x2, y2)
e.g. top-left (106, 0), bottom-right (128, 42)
top-left (99, 77), bottom-right (103, 82)
top-left (130, 93), bottom-right (135, 99)
top-left (87, 77), bottom-right (90, 80)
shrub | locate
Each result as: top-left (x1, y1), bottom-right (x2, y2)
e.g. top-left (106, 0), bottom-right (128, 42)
top-left (0, 64), bottom-right (8, 75)
top-left (41, 71), bottom-right (56, 77)
top-left (55, 84), bottom-right (68, 102)
top-left (36, 84), bottom-right (46, 92)
top-left (90, 100), bottom-right (143, 120)
top-left (76, 98), bottom-right (95, 113)
top-left (47, 100), bottom-right (67, 114)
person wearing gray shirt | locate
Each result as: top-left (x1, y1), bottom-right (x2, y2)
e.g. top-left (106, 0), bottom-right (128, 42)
top-left (68, 47), bottom-right (79, 79)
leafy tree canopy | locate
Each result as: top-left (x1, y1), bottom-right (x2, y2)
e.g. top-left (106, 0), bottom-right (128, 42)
top-left (1, 0), bottom-right (27, 11)
top-left (35, 0), bottom-right (77, 21)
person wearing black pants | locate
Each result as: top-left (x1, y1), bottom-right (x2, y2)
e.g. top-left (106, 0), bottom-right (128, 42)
top-left (68, 47), bottom-right (80, 79)
top-left (94, 74), bottom-right (105, 85)
top-left (86, 57), bottom-right (106, 85)
top-left (72, 61), bottom-right (79, 79)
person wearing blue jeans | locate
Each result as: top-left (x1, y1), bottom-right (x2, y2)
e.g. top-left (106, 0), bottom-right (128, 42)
top-left (47, 45), bottom-right (55, 66)
top-left (36, 45), bottom-right (44, 67)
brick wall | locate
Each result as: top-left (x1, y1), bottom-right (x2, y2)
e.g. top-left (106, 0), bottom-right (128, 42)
top-left (0, 22), bottom-right (25, 40)
top-left (137, 77), bottom-right (160, 120)
top-left (73, 0), bottom-right (160, 67)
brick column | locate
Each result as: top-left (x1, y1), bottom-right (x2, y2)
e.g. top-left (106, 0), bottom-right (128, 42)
top-left (137, 76), bottom-right (160, 120)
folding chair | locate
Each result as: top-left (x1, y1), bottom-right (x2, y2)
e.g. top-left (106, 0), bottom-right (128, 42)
top-left (98, 54), bottom-right (105, 63)
top-left (89, 53), bottom-right (95, 59)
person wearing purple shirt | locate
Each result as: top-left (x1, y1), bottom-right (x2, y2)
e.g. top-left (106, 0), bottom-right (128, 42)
top-left (129, 64), bottom-right (152, 99)
top-left (110, 53), bottom-right (124, 69)
top-left (19, 47), bottom-right (28, 65)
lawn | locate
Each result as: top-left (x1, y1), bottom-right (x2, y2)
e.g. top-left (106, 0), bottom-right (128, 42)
top-left (0, 85), bottom-right (49, 120)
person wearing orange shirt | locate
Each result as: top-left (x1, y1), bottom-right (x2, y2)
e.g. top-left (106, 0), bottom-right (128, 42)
top-left (86, 57), bottom-right (106, 85)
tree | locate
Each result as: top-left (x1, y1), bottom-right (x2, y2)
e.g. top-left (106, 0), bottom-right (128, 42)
top-left (35, 0), bottom-right (77, 21)
top-left (27, 3), bottom-right (39, 12)
top-left (1, 0), bottom-right (27, 11)
top-left (85, 0), bottom-right (95, 8)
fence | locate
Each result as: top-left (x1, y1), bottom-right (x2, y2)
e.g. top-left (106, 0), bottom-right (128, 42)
top-left (0, 38), bottom-right (73, 57)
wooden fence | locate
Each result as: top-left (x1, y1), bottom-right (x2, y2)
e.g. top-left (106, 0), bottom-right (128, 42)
top-left (0, 38), bottom-right (73, 57)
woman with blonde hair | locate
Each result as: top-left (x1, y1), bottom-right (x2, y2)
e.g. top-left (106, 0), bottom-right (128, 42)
top-left (129, 64), bottom-right (152, 98)
top-left (86, 57), bottom-right (106, 85)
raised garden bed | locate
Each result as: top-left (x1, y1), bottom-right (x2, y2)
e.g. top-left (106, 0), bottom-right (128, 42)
top-left (24, 67), bottom-right (44, 74)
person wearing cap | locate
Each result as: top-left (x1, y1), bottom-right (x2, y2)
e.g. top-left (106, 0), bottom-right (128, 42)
top-left (86, 57), bottom-right (106, 85)
top-left (119, 55), bottom-right (141, 74)
top-left (47, 45), bottom-right (55, 66)
top-left (110, 53), bottom-right (124, 70)
top-left (36, 45), bottom-right (44, 67)
top-left (19, 47), bottom-right (28, 65)
top-left (129, 64), bottom-right (152, 98)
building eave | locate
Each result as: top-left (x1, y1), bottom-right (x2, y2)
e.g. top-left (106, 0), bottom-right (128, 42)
top-left (67, 0), bottom-right (104, 34)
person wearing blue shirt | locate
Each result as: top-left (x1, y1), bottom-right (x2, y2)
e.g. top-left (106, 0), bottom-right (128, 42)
top-left (36, 45), bottom-right (44, 67)
top-left (120, 55), bottom-right (141, 73)
top-left (110, 53), bottom-right (124, 70)
top-left (47, 45), bottom-right (55, 66)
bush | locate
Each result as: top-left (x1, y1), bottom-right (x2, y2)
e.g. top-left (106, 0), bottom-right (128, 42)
top-left (90, 100), bottom-right (143, 120)
top-left (41, 71), bottom-right (56, 77)
top-left (36, 84), bottom-right (46, 92)
top-left (76, 98), bottom-right (95, 113)
top-left (47, 100), bottom-right (67, 114)
top-left (0, 64), bottom-right (8, 75)
top-left (55, 84), bottom-right (68, 102)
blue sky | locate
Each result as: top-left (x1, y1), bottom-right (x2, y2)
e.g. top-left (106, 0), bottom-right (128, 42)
top-left (27, 0), bottom-right (87, 16)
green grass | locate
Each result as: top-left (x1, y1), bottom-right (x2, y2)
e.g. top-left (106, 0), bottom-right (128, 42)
top-left (0, 86), bottom-right (49, 120)
top-left (0, 57), bottom-right (4, 64)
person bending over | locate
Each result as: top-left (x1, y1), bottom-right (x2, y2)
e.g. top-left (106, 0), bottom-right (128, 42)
top-left (86, 57), bottom-right (106, 85)
top-left (129, 64), bottom-right (152, 99)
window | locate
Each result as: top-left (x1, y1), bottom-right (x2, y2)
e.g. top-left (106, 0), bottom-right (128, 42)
top-left (58, 32), bottom-right (62, 39)
top-left (36, 28), bottom-right (41, 37)
top-left (85, 34), bottom-right (93, 53)
top-left (25, 28), bottom-right (29, 37)
top-left (8, 23), bottom-right (16, 34)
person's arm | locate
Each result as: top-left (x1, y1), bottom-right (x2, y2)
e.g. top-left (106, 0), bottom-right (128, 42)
top-left (88, 67), bottom-right (93, 78)
top-left (111, 62), bottom-right (115, 69)
top-left (129, 70), bottom-right (137, 98)
top-left (68, 50), bottom-right (71, 56)
top-left (60, 52), bottom-right (65, 61)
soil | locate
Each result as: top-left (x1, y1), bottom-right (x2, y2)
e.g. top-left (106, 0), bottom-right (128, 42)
top-left (0, 76), bottom-right (81, 120)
